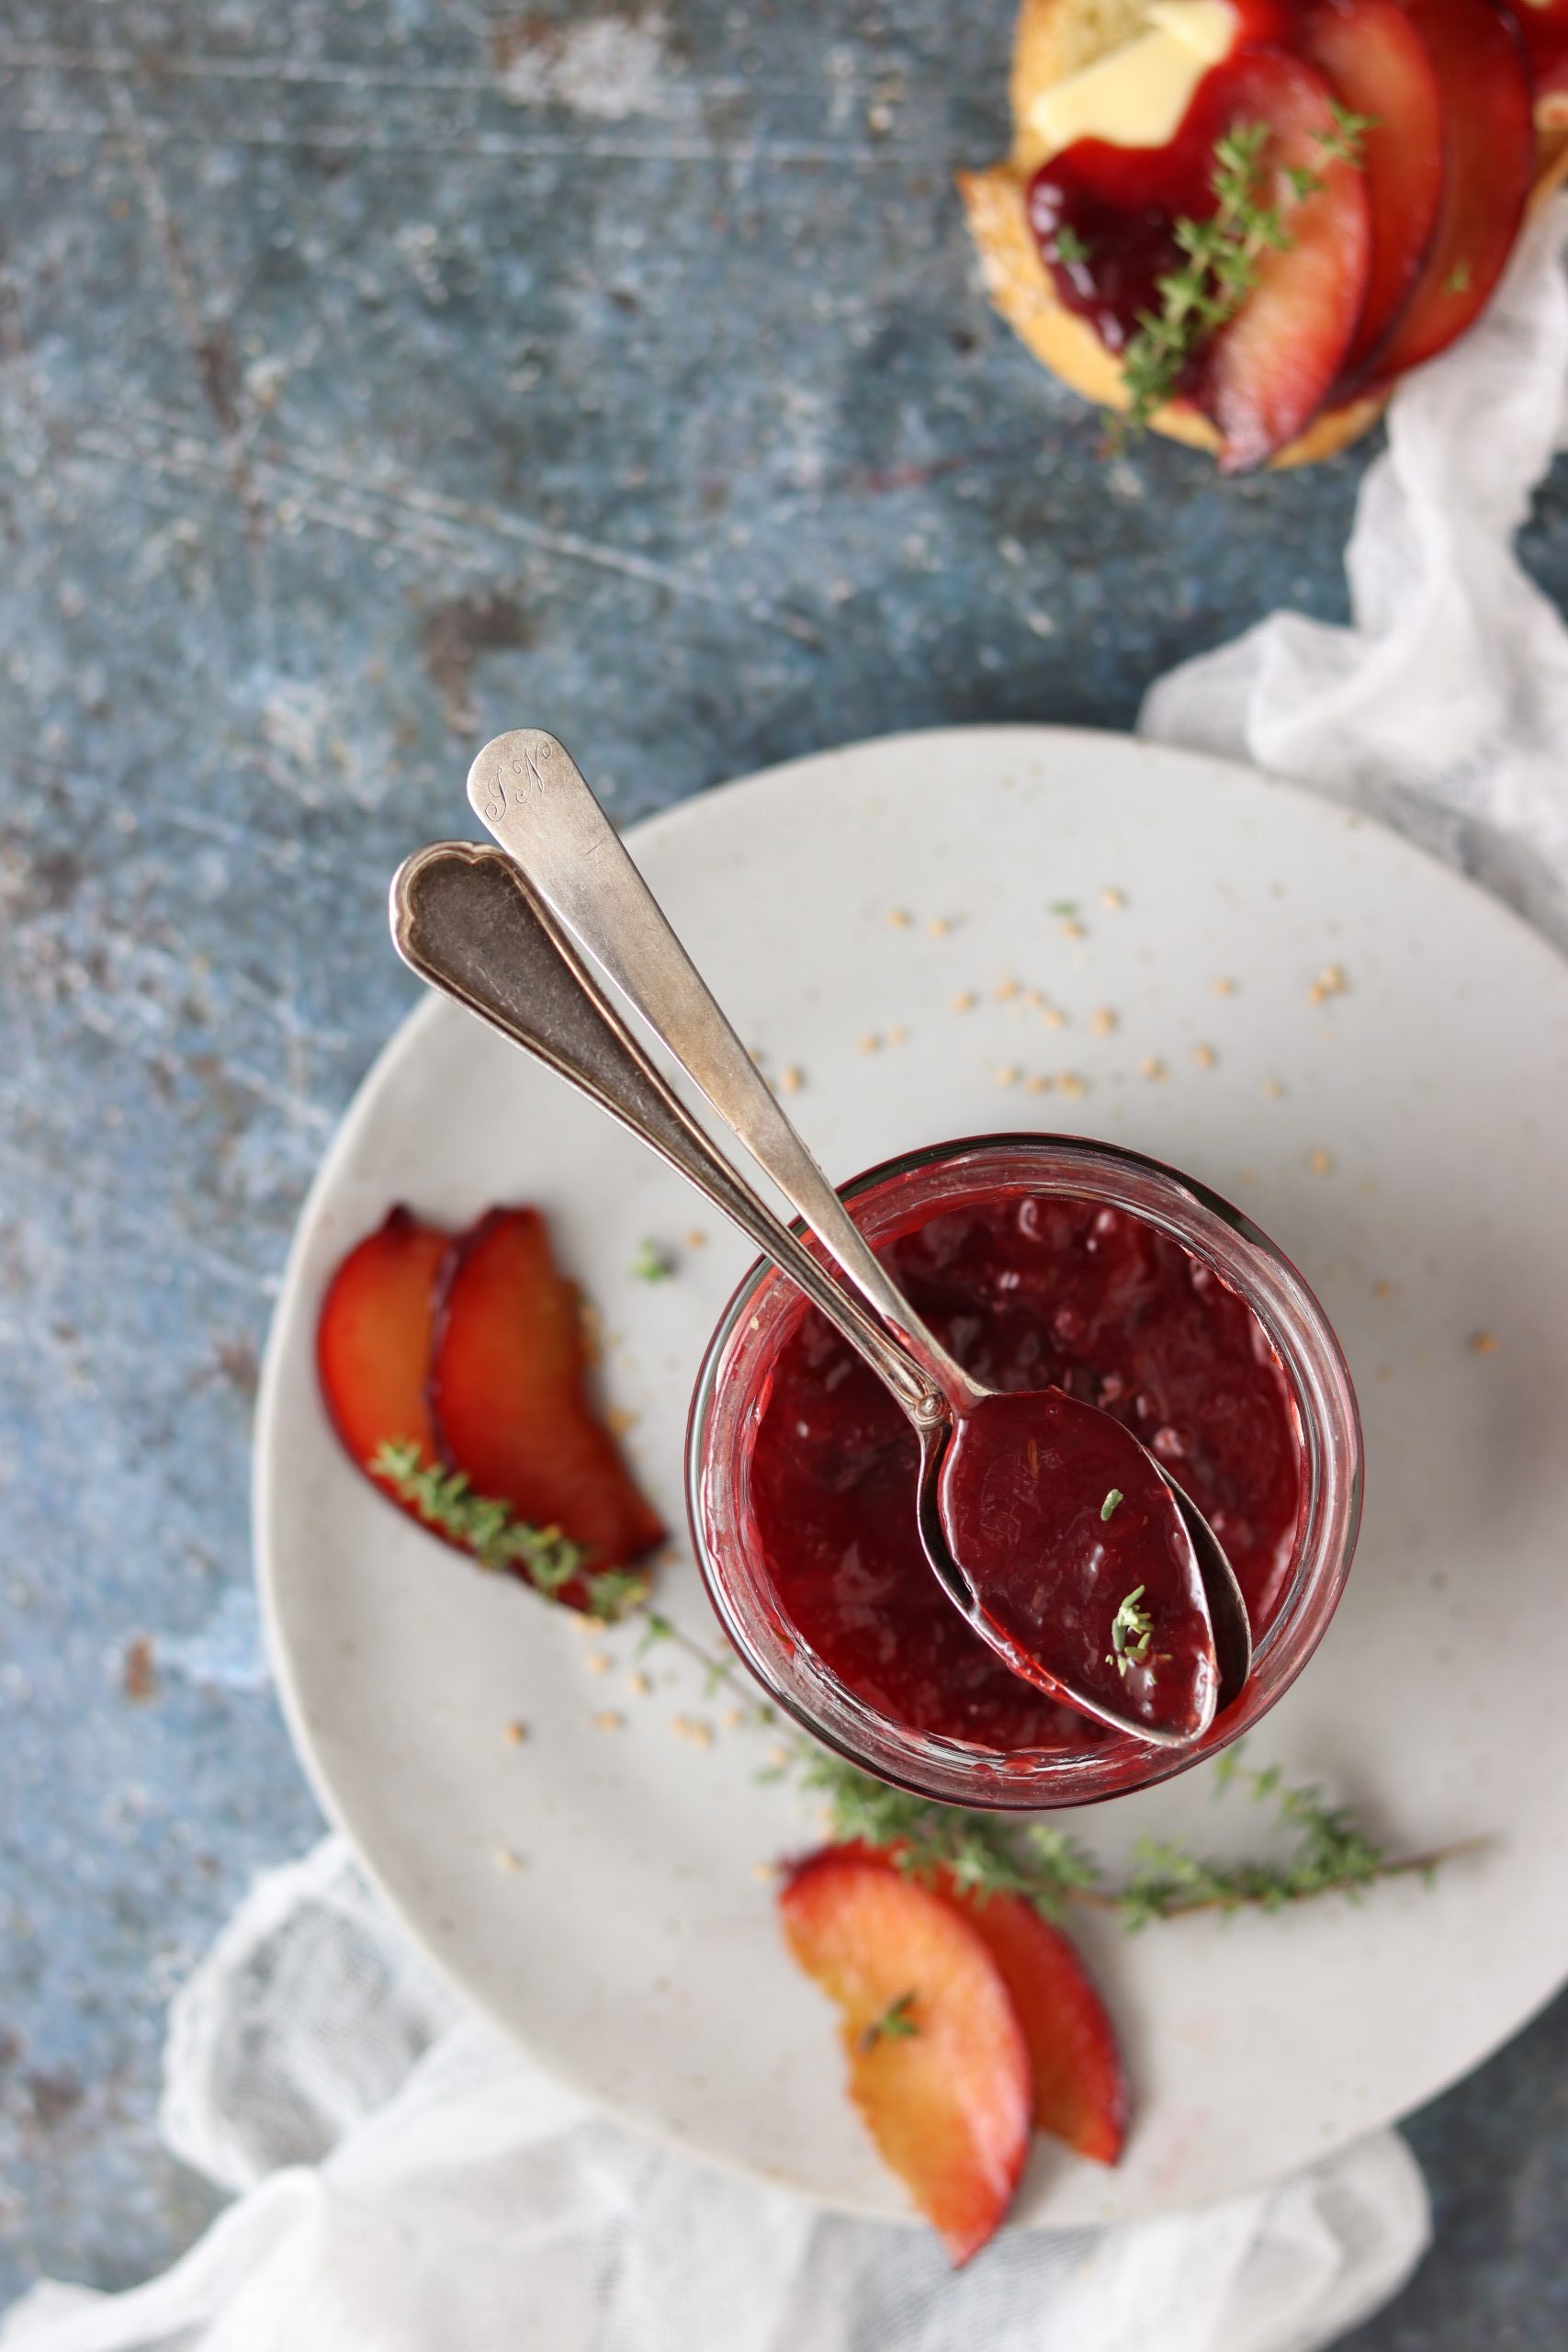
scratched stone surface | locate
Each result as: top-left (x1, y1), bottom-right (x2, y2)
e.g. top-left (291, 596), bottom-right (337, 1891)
top-left (1, 0), bottom-right (1567, 2335)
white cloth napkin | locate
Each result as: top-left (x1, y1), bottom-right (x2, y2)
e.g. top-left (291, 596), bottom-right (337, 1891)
top-left (0, 1839), bottom-right (1429, 2352)
top-left (11, 192), bottom-right (1568, 2352)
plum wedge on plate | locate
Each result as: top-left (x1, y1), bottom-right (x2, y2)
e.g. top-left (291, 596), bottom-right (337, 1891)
top-left (317, 1202), bottom-right (664, 1609)
top-left (779, 1849), bottom-right (1036, 2266)
top-left (781, 1844), bottom-right (1129, 2261)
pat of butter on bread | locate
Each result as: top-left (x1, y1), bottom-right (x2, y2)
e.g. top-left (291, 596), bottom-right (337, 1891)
top-left (1028, 2), bottom-right (1237, 156)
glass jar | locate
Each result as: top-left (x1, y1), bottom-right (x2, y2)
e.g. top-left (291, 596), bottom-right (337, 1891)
top-left (686, 1134), bottom-right (1361, 1810)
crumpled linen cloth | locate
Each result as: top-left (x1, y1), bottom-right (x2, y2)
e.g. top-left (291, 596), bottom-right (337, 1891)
top-left (11, 193), bottom-right (1568, 2352)
top-left (1143, 194), bottom-right (1568, 953)
top-left (1, 1839), bottom-right (1429, 2352)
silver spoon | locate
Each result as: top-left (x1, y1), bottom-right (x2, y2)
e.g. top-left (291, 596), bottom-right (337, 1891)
top-left (463, 731), bottom-right (1253, 1736)
top-left (391, 829), bottom-right (1247, 1745)
top-left (395, 753), bottom-right (1250, 1741)
top-left (390, 842), bottom-right (1218, 1748)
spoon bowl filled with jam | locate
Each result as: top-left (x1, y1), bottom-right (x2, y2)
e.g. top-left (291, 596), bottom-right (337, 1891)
top-left (689, 1132), bottom-right (1360, 1809)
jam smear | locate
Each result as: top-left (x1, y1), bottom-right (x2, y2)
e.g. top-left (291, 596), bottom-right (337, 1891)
top-left (748, 1194), bottom-right (1303, 1756)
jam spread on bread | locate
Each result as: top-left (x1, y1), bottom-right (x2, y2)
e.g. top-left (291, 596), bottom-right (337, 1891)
top-left (1021, 0), bottom-right (1540, 467)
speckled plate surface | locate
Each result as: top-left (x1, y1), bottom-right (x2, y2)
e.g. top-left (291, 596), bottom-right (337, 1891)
top-left (256, 725), bottom-right (1568, 2228)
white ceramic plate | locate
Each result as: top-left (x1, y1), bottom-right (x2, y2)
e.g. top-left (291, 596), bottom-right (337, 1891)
top-left (257, 726), bottom-right (1568, 2227)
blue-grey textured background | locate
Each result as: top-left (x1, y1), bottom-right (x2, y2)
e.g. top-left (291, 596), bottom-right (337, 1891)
top-left (1, 2), bottom-right (1565, 2339)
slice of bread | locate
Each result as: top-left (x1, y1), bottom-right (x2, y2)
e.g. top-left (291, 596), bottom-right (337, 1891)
top-left (960, 0), bottom-right (1566, 468)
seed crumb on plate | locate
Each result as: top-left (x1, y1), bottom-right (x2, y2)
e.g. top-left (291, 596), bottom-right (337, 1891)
top-left (886, 1024), bottom-right (908, 1047)
top-left (686, 1228), bottom-right (707, 1248)
top-left (626, 1670), bottom-right (651, 1698)
top-left (995, 1064), bottom-right (1020, 1088)
top-left (1060, 919), bottom-right (1087, 941)
top-left (1139, 1056), bottom-right (1168, 1082)
top-left (1191, 1043), bottom-right (1217, 1069)
top-left (583, 1652), bottom-right (611, 1676)
top-left (751, 1860), bottom-right (778, 1883)
top-left (886, 908), bottom-right (912, 930)
top-left (951, 989), bottom-right (977, 1013)
top-left (1212, 977), bottom-right (1237, 997)
top-left (1308, 1148), bottom-right (1336, 1175)
top-left (494, 1845), bottom-right (523, 1873)
top-left (1100, 888), bottom-right (1126, 910)
top-left (592, 1711), bottom-right (625, 1732)
top-left (502, 1719), bottom-right (528, 1746)
top-left (1025, 1073), bottom-right (1053, 1094)
top-left (928, 916), bottom-right (953, 937)
top-left (778, 1064), bottom-right (804, 1093)
top-left (1372, 1278), bottom-right (1395, 1300)
top-left (1041, 1005), bottom-right (1066, 1029)
top-left (767, 1743), bottom-right (794, 1768)
top-left (606, 1407), bottom-right (637, 1437)
top-left (721, 1706), bottom-right (746, 1729)
top-left (994, 978), bottom-right (1021, 1001)
top-left (1264, 1078), bottom-right (1285, 1099)
top-left (1468, 1330), bottom-right (1498, 1355)
top-left (1089, 1006), bottom-right (1117, 1037)
top-left (1058, 1071), bottom-right (1088, 1098)
top-left (858, 1033), bottom-right (882, 1055)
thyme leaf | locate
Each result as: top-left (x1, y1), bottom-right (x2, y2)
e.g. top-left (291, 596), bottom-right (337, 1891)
top-left (1107, 1583), bottom-right (1154, 1675)
top-left (860, 1991), bottom-right (920, 2052)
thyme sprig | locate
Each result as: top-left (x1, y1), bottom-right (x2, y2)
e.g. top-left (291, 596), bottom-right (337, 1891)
top-left (1113, 104), bottom-right (1373, 446)
top-left (375, 1444), bottom-right (1465, 1928)
top-left (795, 1742), bottom-right (1471, 1931)
top-left (372, 1439), bottom-right (649, 1622)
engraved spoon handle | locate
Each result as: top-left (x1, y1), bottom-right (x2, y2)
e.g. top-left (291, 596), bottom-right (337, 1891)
top-left (389, 840), bottom-right (940, 1422)
top-left (467, 729), bottom-right (982, 1415)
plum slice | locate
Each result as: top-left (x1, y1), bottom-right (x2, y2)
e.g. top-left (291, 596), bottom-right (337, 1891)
top-left (779, 1848), bottom-right (1034, 2265)
top-left (1299, 0), bottom-right (1444, 381)
top-left (428, 1206), bottom-right (665, 1584)
top-left (1196, 51), bottom-right (1372, 470)
top-left (1360, 0), bottom-right (1532, 386)
top-left (317, 1205), bottom-right (452, 1510)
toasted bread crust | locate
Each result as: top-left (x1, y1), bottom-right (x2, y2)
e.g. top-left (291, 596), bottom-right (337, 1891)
top-left (969, 0), bottom-right (1566, 468)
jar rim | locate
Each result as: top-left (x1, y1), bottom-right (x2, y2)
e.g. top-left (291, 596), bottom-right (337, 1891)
top-left (685, 1131), bottom-right (1363, 1810)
